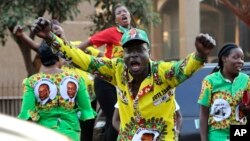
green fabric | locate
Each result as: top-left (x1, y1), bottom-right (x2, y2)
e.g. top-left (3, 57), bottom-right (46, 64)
top-left (18, 71), bottom-right (96, 141)
top-left (208, 127), bottom-right (229, 141)
top-left (198, 71), bottom-right (250, 141)
top-left (117, 25), bottom-right (130, 33)
top-left (121, 28), bottom-right (150, 47)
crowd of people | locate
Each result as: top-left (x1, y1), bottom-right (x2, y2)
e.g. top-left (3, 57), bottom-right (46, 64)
top-left (15, 3), bottom-right (250, 141)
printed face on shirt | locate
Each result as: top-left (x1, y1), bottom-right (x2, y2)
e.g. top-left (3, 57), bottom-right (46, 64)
top-left (38, 84), bottom-right (50, 101)
top-left (222, 48), bottom-right (244, 76)
top-left (67, 81), bottom-right (77, 98)
top-left (123, 42), bottom-right (150, 76)
top-left (115, 6), bottom-right (131, 27)
top-left (210, 99), bottom-right (231, 122)
top-left (141, 133), bottom-right (154, 141)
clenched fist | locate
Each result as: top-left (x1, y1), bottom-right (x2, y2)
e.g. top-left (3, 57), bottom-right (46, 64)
top-left (31, 17), bottom-right (52, 40)
top-left (195, 33), bottom-right (216, 60)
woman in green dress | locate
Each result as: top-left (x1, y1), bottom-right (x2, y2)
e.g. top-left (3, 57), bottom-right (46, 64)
top-left (18, 43), bottom-right (96, 141)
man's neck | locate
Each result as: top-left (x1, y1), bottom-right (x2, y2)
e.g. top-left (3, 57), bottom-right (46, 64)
top-left (130, 64), bottom-right (150, 98)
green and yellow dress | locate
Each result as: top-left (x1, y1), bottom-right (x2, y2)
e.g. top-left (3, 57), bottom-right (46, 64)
top-left (18, 70), bottom-right (96, 141)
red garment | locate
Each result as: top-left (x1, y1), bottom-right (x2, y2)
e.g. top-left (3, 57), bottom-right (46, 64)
top-left (90, 27), bottom-right (124, 58)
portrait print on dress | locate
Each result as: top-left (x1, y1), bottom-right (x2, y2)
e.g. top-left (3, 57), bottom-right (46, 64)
top-left (60, 76), bottom-right (79, 103)
top-left (34, 78), bottom-right (57, 105)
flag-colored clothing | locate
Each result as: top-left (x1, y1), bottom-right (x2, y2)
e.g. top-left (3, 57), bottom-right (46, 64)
top-left (198, 71), bottom-right (250, 141)
top-left (18, 70), bottom-right (96, 141)
top-left (89, 26), bottom-right (128, 58)
top-left (48, 35), bottom-right (205, 141)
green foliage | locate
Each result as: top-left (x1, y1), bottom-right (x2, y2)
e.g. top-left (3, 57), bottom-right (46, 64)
top-left (90, 0), bottom-right (160, 34)
top-left (0, 0), bottom-right (88, 46)
top-left (0, 0), bottom-right (35, 45)
top-left (44, 0), bottom-right (86, 22)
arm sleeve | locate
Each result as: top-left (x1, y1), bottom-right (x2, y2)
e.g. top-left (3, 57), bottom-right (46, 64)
top-left (77, 78), bottom-right (96, 121)
top-left (198, 79), bottom-right (212, 107)
top-left (85, 46), bottom-right (101, 57)
top-left (18, 78), bottom-right (39, 121)
top-left (50, 34), bottom-right (117, 86)
top-left (70, 41), bottom-right (101, 57)
top-left (159, 52), bottom-right (204, 88)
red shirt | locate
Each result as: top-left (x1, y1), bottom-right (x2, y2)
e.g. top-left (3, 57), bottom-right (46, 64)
top-left (90, 27), bottom-right (124, 58)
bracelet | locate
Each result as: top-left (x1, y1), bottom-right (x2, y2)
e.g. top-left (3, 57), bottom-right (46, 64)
top-left (194, 52), bottom-right (207, 62)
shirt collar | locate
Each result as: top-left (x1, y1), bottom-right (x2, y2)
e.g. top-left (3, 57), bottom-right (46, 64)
top-left (117, 25), bottom-right (130, 33)
top-left (218, 71), bottom-right (240, 83)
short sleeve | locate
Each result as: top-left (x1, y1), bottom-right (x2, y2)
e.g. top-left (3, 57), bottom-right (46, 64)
top-left (198, 79), bottom-right (212, 107)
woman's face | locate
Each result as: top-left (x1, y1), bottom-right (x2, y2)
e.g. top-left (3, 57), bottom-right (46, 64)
top-left (115, 6), bottom-right (131, 28)
top-left (223, 48), bottom-right (244, 76)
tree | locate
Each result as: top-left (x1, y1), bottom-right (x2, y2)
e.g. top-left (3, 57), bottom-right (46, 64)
top-left (217, 0), bottom-right (250, 27)
top-left (89, 0), bottom-right (160, 34)
top-left (0, 0), bottom-right (87, 76)
top-left (0, 0), bottom-right (160, 76)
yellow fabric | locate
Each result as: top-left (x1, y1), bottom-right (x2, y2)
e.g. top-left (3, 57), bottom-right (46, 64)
top-left (51, 35), bottom-right (204, 141)
top-left (85, 46), bottom-right (101, 57)
top-left (70, 41), bottom-right (101, 57)
top-left (63, 41), bottom-right (100, 101)
top-left (70, 41), bottom-right (82, 46)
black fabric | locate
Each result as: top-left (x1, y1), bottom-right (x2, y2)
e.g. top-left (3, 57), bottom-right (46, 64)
top-left (80, 99), bottom-right (97, 141)
top-left (94, 77), bottom-right (118, 141)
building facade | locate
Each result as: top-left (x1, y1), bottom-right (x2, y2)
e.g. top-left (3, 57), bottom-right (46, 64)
top-left (151, 0), bottom-right (250, 62)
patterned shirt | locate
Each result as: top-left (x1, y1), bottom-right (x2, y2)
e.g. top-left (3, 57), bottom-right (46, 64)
top-left (198, 71), bottom-right (250, 141)
top-left (63, 41), bottom-right (100, 102)
top-left (18, 70), bottom-right (96, 141)
top-left (70, 41), bottom-right (101, 57)
top-left (49, 35), bottom-right (205, 141)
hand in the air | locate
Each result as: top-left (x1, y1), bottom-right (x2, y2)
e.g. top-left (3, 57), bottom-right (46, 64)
top-left (31, 17), bottom-right (52, 40)
top-left (195, 33), bottom-right (216, 59)
top-left (13, 25), bottom-right (24, 37)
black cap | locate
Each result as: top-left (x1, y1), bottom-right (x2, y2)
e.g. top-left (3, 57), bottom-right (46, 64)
top-left (38, 41), bottom-right (59, 66)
